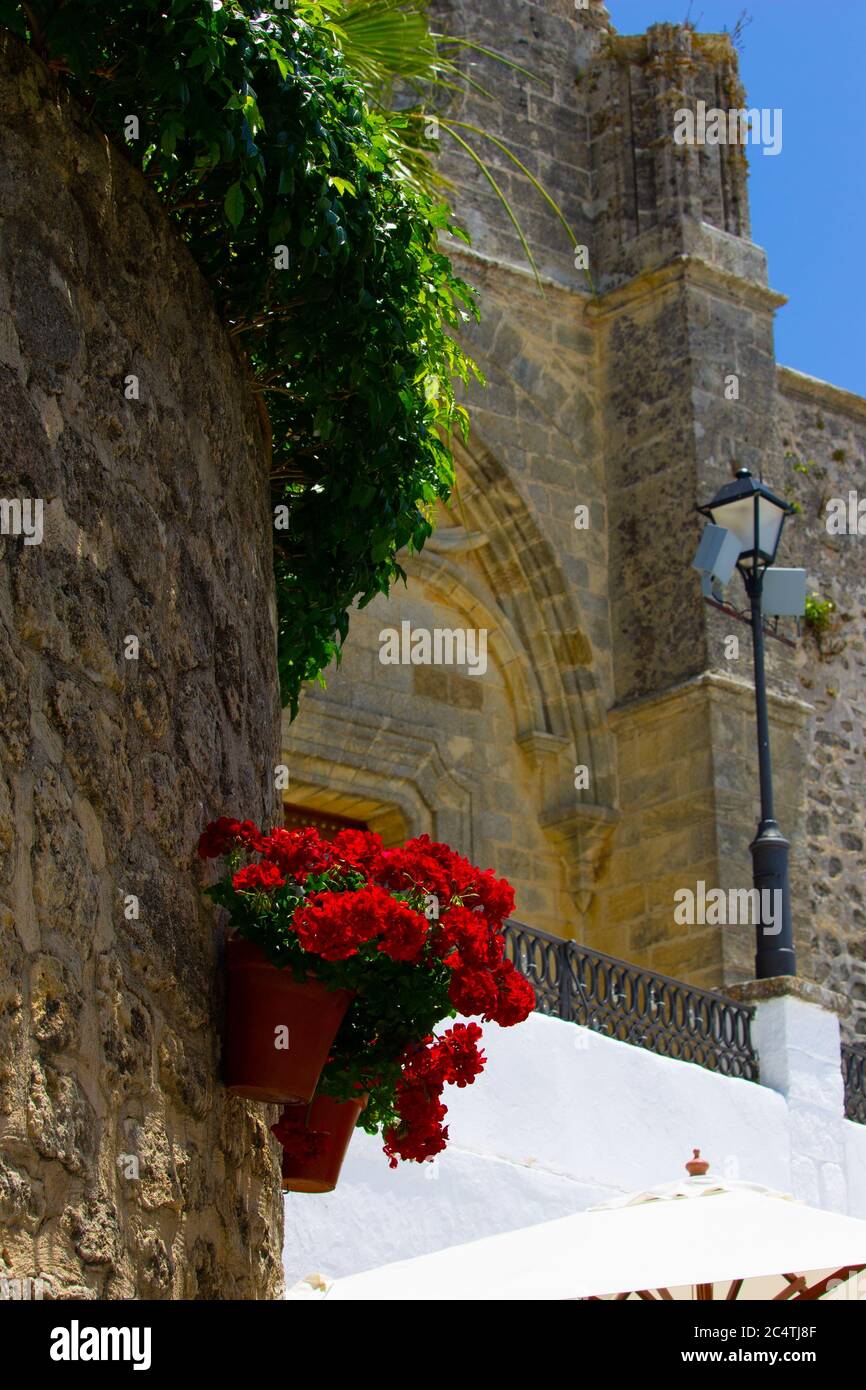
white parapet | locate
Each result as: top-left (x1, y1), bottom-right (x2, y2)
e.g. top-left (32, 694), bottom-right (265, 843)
top-left (733, 977), bottom-right (852, 1214)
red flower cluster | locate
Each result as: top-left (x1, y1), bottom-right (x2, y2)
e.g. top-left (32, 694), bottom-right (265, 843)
top-left (198, 817), bottom-right (265, 859)
top-left (376, 838), bottom-right (466, 904)
top-left (491, 957), bottom-right (538, 1026)
top-left (472, 869), bottom-right (516, 927)
top-left (329, 828), bottom-right (386, 873)
top-left (435, 1021), bottom-right (488, 1088)
top-left (199, 818), bottom-right (515, 925)
top-left (259, 827), bottom-right (334, 881)
top-left (293, 886), bottom-right (429, 963)
top-left (434, 904), bottom-right (503, 969)
top-left (373, 835), bottom-right (514, 925)
top-left (270, 1108), bottom-right (328, 1164)
top-left (232, 860), bottom-right (285, 894)
top-left (447, 955), bottom-right (535, 1027)
top-left (383, 1023), bottom-right (486, 1167)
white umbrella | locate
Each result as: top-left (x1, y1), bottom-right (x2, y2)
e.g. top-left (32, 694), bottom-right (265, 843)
top-left (297, 1157), bottom-right (866, 1302)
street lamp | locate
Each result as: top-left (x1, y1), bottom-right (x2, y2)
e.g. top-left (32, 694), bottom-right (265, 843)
top-left (696, 468), bottom-right (798, 980)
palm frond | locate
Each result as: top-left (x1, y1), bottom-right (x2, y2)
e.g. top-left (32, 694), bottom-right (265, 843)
top-left (316, 0), bottom-right (580, 288)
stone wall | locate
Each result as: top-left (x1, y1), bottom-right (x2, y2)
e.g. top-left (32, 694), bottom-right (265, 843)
top-left (431, 0), bottom-right (608, 285)
top-left (773, 371), bottom-right (866, 1041)
top-left (0, 38), bottom-right (283, 1297)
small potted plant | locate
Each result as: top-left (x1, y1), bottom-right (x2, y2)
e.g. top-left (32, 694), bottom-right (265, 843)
top-left (199, 820), bottom-right (535, 1189)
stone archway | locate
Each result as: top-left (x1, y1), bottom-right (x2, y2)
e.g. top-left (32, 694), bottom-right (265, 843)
top-left (281, 431), bottom-right (617, 938)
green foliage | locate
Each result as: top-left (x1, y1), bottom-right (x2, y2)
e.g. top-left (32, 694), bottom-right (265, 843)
top-left (7, 0), bottom-right (480, 713)
top-left (804, 591), bottom-right (835, 635)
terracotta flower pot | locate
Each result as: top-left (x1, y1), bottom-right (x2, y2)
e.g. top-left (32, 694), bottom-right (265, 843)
top-left (223, 936), bottom-right (353, 1103)
top-left (279, 1094), bottom-right (367, 1194)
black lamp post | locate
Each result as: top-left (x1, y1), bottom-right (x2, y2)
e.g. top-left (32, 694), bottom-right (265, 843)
top-left (697, 468), bottom-right (798, 980)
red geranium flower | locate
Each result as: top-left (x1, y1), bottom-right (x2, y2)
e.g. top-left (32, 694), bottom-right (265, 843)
top-left (236, 820), bottom-right (268, 853)
top-left (489, 957), bottom-right (536, 1026)
top-left (434, 1022), bottom-right (486, 1087)
top-left (331, 828), bottom-right (385, 874)
top-left (376, 896), bottom-right (429, 963)
top-left (447, 961), bottom-right (499, 1019)
top-left (376, 843), bottom-right (453, 903)
top-left (198, 817), bottom-right (268, 859)
top-left (232, 860), bottom-right (285, 894)
top-left (382, 1024), bottom-right (486, 1166)
top-left (434, 905), bottom-right (502, 969)
top-left (471, 869), bottom-right (515, 927)
top-left (400, 835), bottom-right (478, 901)
top-left (198, 817), bottom-right (241, 859)
top-left (383, 1075), bottom-right (450, 1166)
top-left (293, 885), bottom-right (429, 963)
top-left (292, 890), bottom-right (374, 960)
top-left (259, 827), bottom-right (333, 880)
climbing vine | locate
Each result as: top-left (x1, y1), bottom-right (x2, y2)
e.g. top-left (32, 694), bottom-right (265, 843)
top-left (3, 0), bottom-right (480, 712)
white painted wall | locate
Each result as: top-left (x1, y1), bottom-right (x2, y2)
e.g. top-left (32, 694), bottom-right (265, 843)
top-left (284, 1007), bottom-right (866, 1288)
top-left (845, 1120), bottom-right (866, 1216)
top-left (749, 993), bottom-right (849, 1212)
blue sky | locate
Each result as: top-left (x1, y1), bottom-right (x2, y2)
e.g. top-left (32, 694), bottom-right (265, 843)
top-left (608, 0), bottom-right (866, 395)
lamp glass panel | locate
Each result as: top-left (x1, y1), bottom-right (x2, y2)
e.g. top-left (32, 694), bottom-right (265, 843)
top-left (709, 495), bottom-right (785, 564)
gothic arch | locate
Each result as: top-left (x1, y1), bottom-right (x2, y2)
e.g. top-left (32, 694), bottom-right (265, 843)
top-left (448, 432), bottom-right (615, 811)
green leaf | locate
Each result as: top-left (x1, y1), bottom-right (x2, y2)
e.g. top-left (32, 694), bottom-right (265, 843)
top-left (328, 175), bottom-right (356, 197)
top-left (223, 181), bottom-right (245, 227)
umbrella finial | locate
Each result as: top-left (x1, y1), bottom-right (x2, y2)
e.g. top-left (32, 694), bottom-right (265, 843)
top-left (685, 1148), bottom-right (710, 1177)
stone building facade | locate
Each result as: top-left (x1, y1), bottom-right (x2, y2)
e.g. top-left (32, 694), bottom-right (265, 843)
top-left (282, 3), bottom-right (866, 1032)
top-left (1, 0), bottom-right (864, 1308)
top-left (0, 38), bottom-right (283, 1297)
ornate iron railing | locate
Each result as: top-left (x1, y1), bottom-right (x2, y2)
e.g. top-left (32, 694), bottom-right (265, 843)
top-left (842, 1044), bottom-right (866, 1126)
top-left (503, 921), bottom-right (758, 1081)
